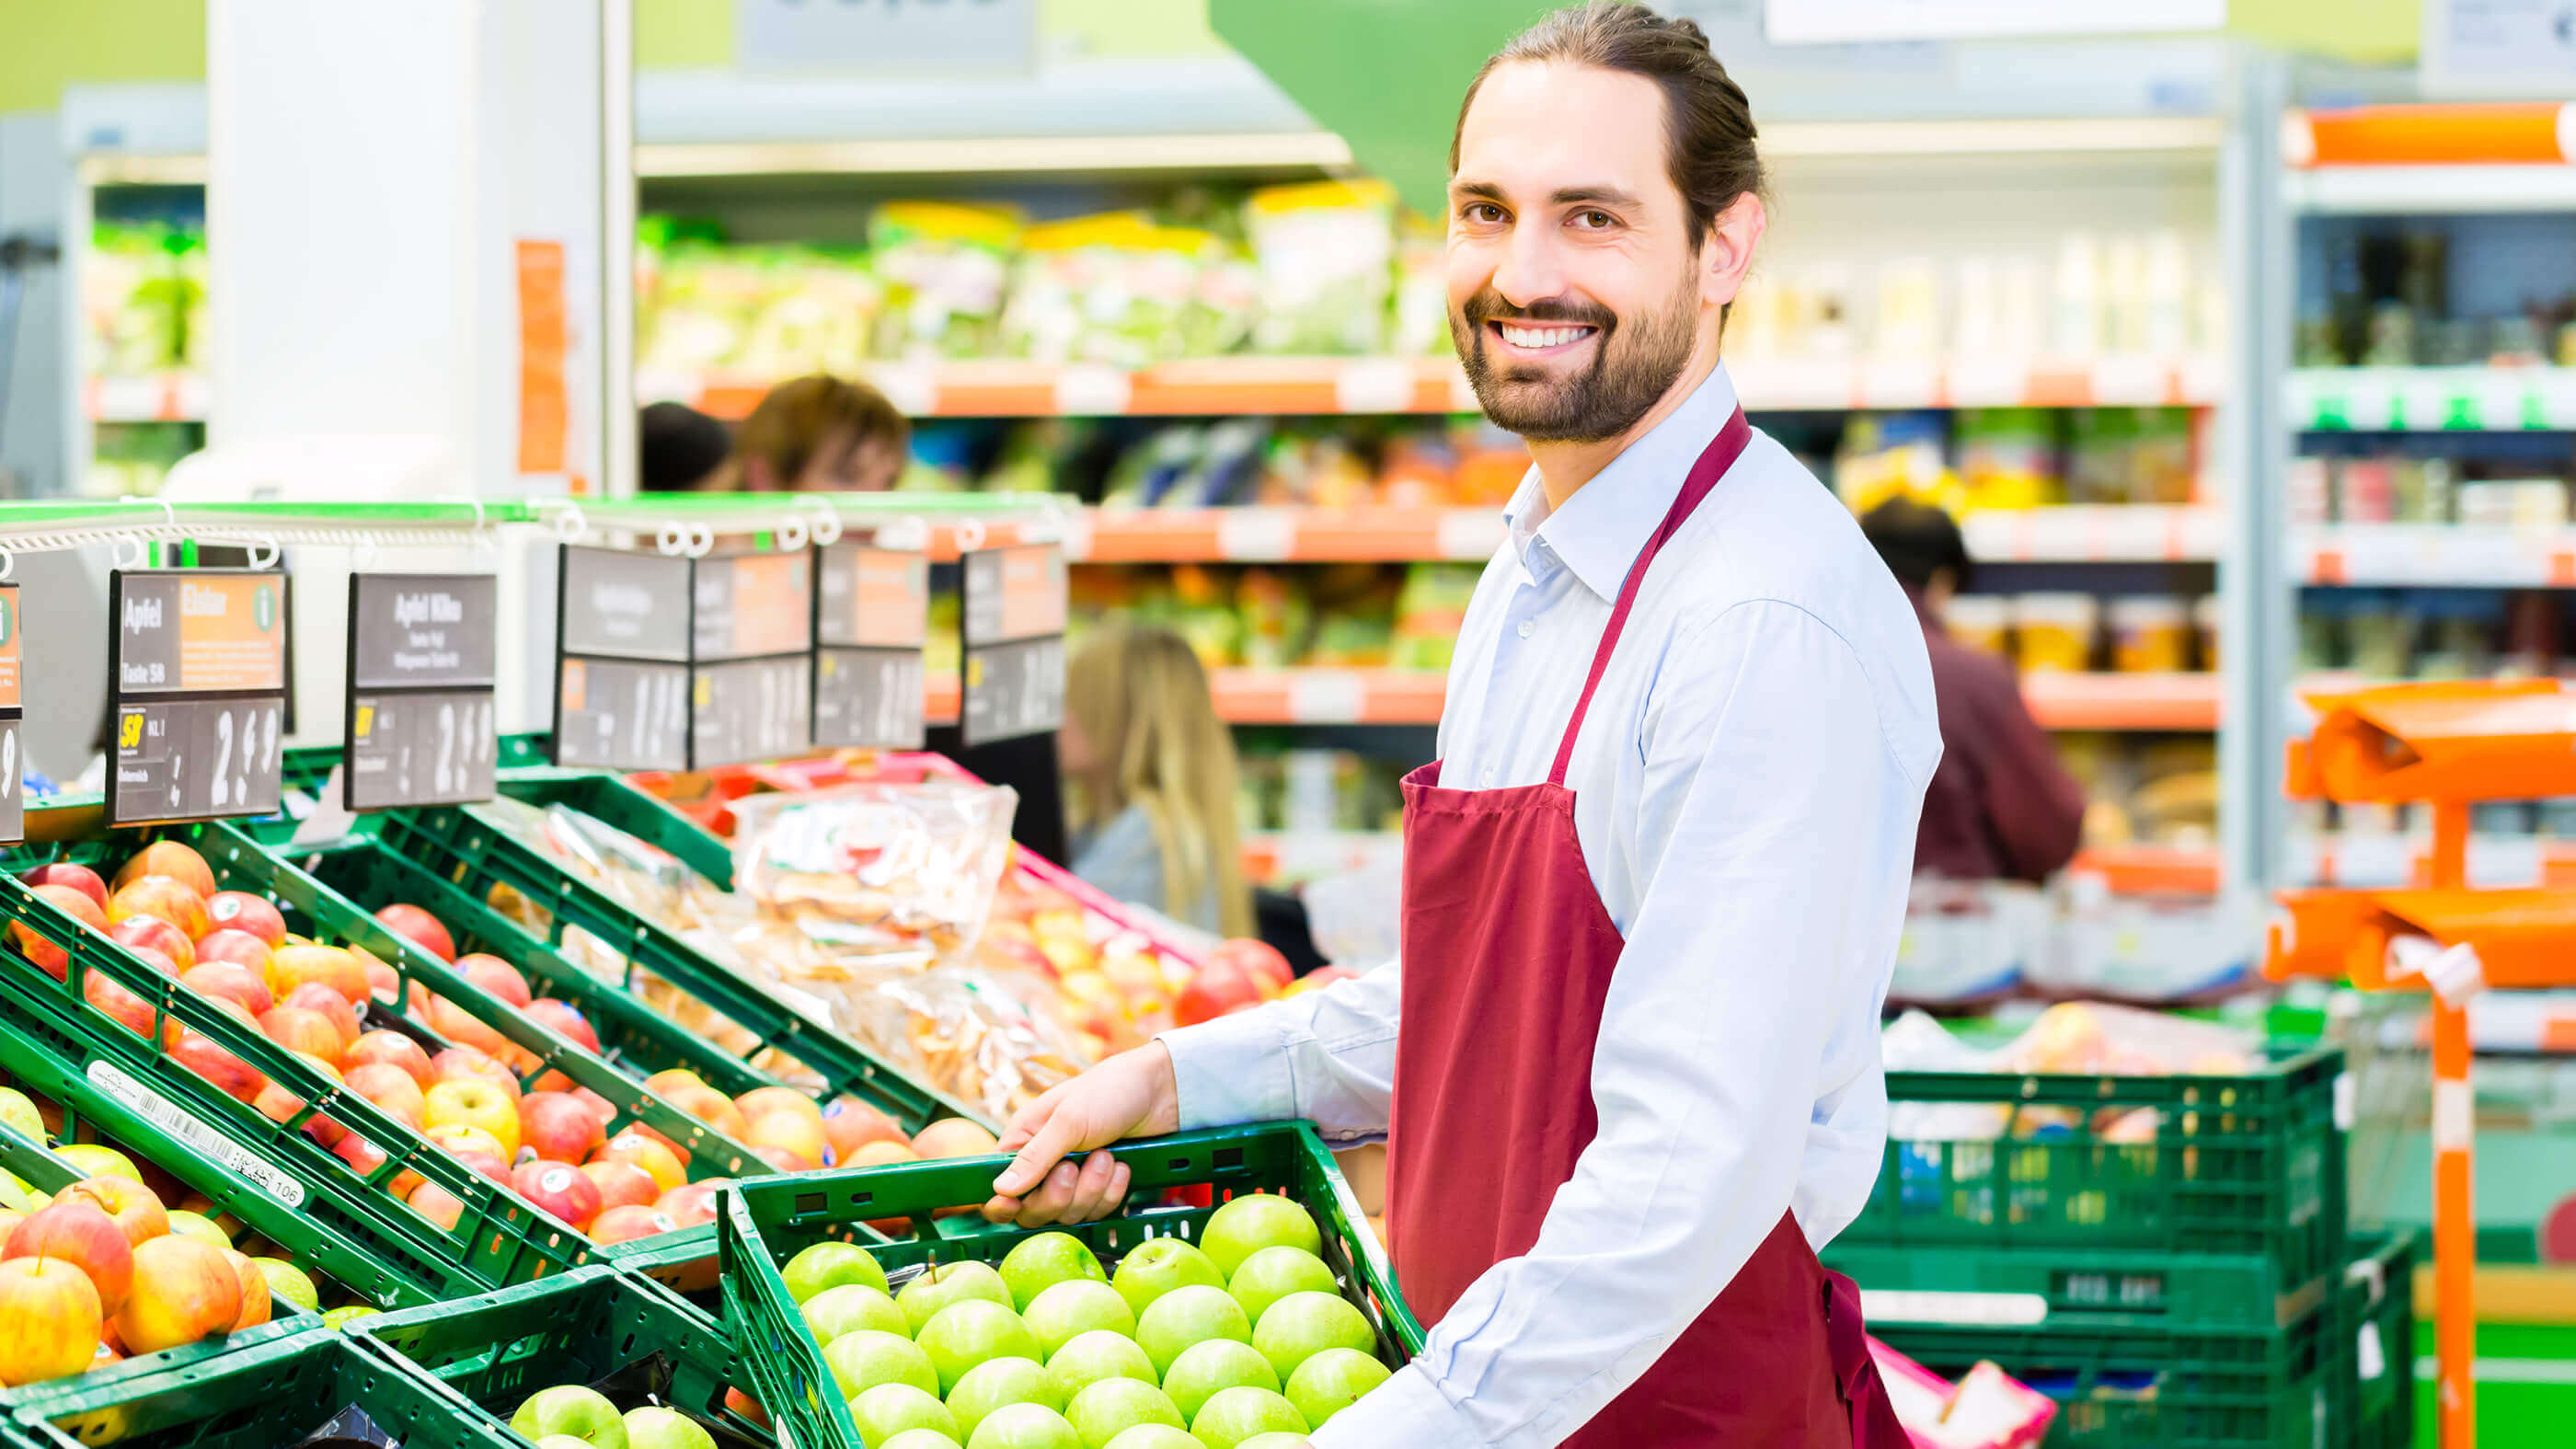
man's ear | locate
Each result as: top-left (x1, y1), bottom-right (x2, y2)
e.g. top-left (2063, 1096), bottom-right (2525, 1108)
top-left (1701, 190), bottom-right (1766, 309)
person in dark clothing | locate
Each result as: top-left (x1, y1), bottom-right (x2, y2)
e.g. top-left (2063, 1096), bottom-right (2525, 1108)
top-left (1861, 499), bottom-right (2087, 884)
top-left (638, 401), bottom-right (735, 492)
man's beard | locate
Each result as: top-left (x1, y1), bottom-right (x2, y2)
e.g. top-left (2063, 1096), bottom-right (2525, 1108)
top-left (1449, 267), bottom-right (1698, 443)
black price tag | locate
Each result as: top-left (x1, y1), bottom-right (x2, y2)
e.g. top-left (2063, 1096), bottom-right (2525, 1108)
top-left (553, 546), bottom-right (822, 771)
top-left (688, 552), bottom-right (815, 769)
top-left (812, 543), bottom-right (929, 750)
top-left (344, 574), bottom-right (500, 811)
top-left (0, 585), bottom-right (21, 845)
top-left (108, 570), bottom-right (291, 826)
top-left (958, 543), bottom-right (1066, 746)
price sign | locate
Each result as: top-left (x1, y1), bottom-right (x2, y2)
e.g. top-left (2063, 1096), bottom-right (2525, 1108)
top-left (689, 551), bottom-right (815, 769)
top-left (959, 543), bottom-right (1067, 746)
top-left (555, 547), bottom-right (695, 771)
top-left (0, 586), bottom-right (20, 845)
top-left (108, 570), bottom-right (290, 825)
top-left (813, 543), bottom-right (929, 750)
top-left (344, 574), bottom-right (500, 811)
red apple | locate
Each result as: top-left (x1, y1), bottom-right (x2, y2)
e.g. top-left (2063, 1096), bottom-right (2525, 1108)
top-left (431, 1047), bottom-right (522, 1101)
top-left (590, 1133), bottom-right (686, 1193)
top-left (588, 1205), bottom-right (676, 1245)
top-left (9, 884), bottom-right (108, 982)
top-left (220, 1249), bottom-right (270, 1330)
top-left (344, 1064), bottom-right (431, 1126)
top-left (191, 928), bottom-right (273, 976)
top-left (425, 995), bottom-right (510, 1055)
top-left (654, 1180), bottom-right (724, 1229)
top-left (1207, 937), bottom-right (1294, 994)
top-left (734, 1087), bottom-right (822, 1125)
top-left (749, 1145), bottom-right (810, 1172)
top-left (83, 968), bottom-right (160, 1039)
top-left (114, 1235), bottom-right (237, 1354)
top-left (0, 1256), bottom-right (102, 1386)
top-left (168, 1016), bottom-right (267, 1104)
top-left (181, 961), bottom-right (272, 1018)
top-left (569, 1087), bottom-right (618, 1126)
top-left (259, 1006), bottom-right (345, 1064)
top-left (110, 915), bottom-right (197, 972)
top-left (456, 954), bottom-right (531, 1008)
top-left (203, 891), bottom-right (287, 946)
top-left (452, 1148), bottom-right (512, 1186)
top-left (343, 1031), bottom-right (435, 1088)
top-left (512, 1160), bottom-right (603, 1231)
top-left (522, 999), bottom-right (600, 1092)
top-left (59, 1176), bottom-right (168, 1248)
top-left (519, 1092), bottom-right (607, 1165)
top-left (406, 1180), bottom-right (466, 1232)
top-left (281, 983), bottom-right (361, 1052)
top-left (374, 904), bottom-right (454, 962)
top-left (1175, 957), bottom-right (1276, 1028)
top-left (743, 1111), bottom-right (825, 1170)
top-left (662, 1085), bottom-right (748, 1141)
top-left (267, 946), bottom-right (368, 1006)
top-left (108, 877), bottom-right (210, 941)
top-left (822, 1097), bottom-right (908, 1161)
top-left (911, 1118), bottom-right (1000, 1160)
top-left (581, 1159), bottom-right (660, 1212)
top-left (724, 1386), bottom-right (769, 1430)
top-left (333, 1136), bottom-right (424, 1200)
top-left (113, 842), bottom-right (216, 900)
top-left (20, 863), bottom-right (109, 913)
top-left (1282, 964), bottom-right (1358, 998)
top-left (4, 1200), bottom-right (134, 1315)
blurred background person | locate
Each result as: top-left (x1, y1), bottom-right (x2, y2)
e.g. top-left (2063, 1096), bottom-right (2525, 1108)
top-left (638, 400), bottom-right (735, 493)
top-left (1058, 620), bottom-right (1253, 939)
top-left (737, 373), bottom-right (910, 491)
top-left (1863, 498), bottom-right (2085, 884)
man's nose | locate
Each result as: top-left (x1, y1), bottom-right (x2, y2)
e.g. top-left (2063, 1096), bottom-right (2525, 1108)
top-left (1490, 224), bottom-right (1568, 309)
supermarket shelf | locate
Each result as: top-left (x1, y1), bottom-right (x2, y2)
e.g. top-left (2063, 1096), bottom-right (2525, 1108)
top-left (2065, 845), bottom-right (2221, 896)
top-left (2018, 670), bottom-right (2219, 730)
top-left (1960, 505), bottom-right (2221, 564)
top-left (2286, 103), bottom-right (2576, 169)
top-left (638, 132), bottom-right (1354, 178)
top-left (2300, 525), bottom-right (2576, 587)
top-left (2287, 164), bottom-right (2576, 215)
top-left (1241, 830), bottom-right (1405, 886)
top-left (643, 352), bottom-right (2226, 422)
top-left (2288, 366), bottom-right (2576, 431)
top-left (84, 372), bottom-right (208, 423)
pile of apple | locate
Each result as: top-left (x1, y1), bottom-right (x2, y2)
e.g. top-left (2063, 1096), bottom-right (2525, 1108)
top-left (0, 1086), bottom-right (375, 1388)
top-left (773, 1193), bottom-right (1388, 1449)
top-left (511, 1387), bottom-right (720, 1449)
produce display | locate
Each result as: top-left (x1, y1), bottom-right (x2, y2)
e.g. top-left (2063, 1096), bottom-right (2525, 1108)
top-left (934, 414), bottom-right (1535, 510)
top-left (511, 1385), bottom-right (722, 1449)
top-left (83, 220), bottom-right (207, 381)
top-left (1828, 406), bottom-right (2203, 516)
top-left (770, 1195), bottom-right (1388, 1449)
top-left (1068, 562), bottom-right (1479, 675)
top-left (2295, 222), bottom-right (2576, 369)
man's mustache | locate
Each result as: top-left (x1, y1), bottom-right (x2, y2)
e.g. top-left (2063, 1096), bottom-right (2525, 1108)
top-left (1459, 290), bottom-right (1617, 330)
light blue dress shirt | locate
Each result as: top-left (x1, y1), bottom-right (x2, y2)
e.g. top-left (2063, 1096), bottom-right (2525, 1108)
top-left (1157, 362), bottom-right (1942, 1447)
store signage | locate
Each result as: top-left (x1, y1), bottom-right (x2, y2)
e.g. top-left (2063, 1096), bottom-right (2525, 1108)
top-left (737, 0), bottom-right (1036, 72)
top-left (107, 569), bottom-right (290, 825)
top-left (958, 542), bottom-right (1067, 746)
top-left (812, 542), bottom-right (929, 750)
top-left (554, 547), bottom-right (695, 772)
top-left (2421, 0), bottom-right (2576, 98)
top-left (1764, 0), bottom-right (2223, 43)
top-left (690, 551), bottom-right (815, 768)
top-left (344, 574), bottom-right (500, 812)
top-left (0, 586), bottom-right (19, 845)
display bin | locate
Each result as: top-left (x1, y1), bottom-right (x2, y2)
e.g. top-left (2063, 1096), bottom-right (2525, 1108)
top-left (348, 799), bottom-right (978, 1130)
top-left (1823, 1242), bottom-right (2335, 1330)
top-left (2336, 1232), bottom-right (2415, 1449)
top-left (0, 822), bottom-right (592, 1294)
top-left (1853, 1048), bottom-right (2347, 1317)
top-left (1871, 1304), bottom-right (2335, 1449)
top-left (349, 1262), bottom-right (764, 1444)
top-left (717, 1122), bottom-right (1415, 1449)
top-left (6, 1325), bottom-right (520, 1449)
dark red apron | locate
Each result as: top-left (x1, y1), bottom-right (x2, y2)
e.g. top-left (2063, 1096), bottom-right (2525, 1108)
top-left (1385, 408), bottom-right (1909, 1446)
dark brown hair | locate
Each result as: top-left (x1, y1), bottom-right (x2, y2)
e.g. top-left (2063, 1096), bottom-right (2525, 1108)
top-left (737, 374), bottom-right (911, 490)
top-left (1451, 2), bottom-right (1765, 249)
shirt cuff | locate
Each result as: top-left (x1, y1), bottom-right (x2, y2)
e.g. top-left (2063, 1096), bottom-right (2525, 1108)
top-left (1308, 1362), bottom-right (1484, 1448)
top-left (1155, 1007), bottom-right (1298, 1130)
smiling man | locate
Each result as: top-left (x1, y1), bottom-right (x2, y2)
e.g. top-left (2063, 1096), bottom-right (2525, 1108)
top-left (983, 5), bottom-right (1937, 1443)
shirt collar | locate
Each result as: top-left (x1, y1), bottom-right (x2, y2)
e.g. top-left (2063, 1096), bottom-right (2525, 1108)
top-left (1501, 362), bottom-right (1744, 601)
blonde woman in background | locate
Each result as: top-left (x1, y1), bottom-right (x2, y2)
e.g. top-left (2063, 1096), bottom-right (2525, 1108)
top-left (1058, 622), bottom-right (1253, 939)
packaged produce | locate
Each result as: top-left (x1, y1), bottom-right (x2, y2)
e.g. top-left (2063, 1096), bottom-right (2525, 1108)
top-left (2008, 593), bottom-right (2099, 672)
top-left (1002, 213), bottom-right (1235, 366)
top-left (1388, 565), bottom-right (1478, 673)
top-left (730, 780), bottom-right (1017, 972)
top-left (1390, 212), bottom-right (1452, 356)
top-left (2192, 593), bottom-right (2221, 669)
top-left (84, 220), bottom-right (196, 378)
top-left (1891, 878), bottom-right (2048, 1004)
top-left (870, 201), bottom-right (1022, 361)
top-left (1834, 412), bottom-right (1957, 516)
top-left (2107, 596), bottom-right (2191, 673)
top-left (1942, 594), bottom-right (2011, 658)
top-left (1244, 179), bottom-right (1396, 355)
top-left (1953, 408), bottom-right (2060, 512)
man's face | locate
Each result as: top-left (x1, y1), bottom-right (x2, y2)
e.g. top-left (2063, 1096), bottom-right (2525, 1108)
top-left (792, 429), bottom-right (904, 493)
top-left (1447, 62), bottom-right (1709, 444)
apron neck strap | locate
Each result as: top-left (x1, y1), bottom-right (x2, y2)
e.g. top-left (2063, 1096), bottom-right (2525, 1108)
top-left (1547, 407), bottom-right (1754, 788)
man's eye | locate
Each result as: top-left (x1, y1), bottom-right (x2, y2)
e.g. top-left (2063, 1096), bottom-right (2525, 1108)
top-left (1573, 211), bottom-right (1615, 230)
top-left (1462, 202), bottom-right (1505, 224)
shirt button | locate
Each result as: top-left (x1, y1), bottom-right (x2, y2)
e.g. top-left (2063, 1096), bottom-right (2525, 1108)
top-left (1516, 620), bottom-right (1534, 638)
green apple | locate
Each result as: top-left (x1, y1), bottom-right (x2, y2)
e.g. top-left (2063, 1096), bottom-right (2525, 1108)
top-left (964, 1402), bottom-right (1080, 1449)
top-left (823, 1328), bottom-right (940, 1400)
top-left (1025, 1280), bottom-right (1134, 1360)
top-left (539, 1437), bottom-right (596, 1449)
top-left (512, 1386), bottom-right (628, 1449)
top-left (1197, 1197), bottom-right (1319, 1281)
top-left (918, 1299), bottom-right (1044, 1395)
top-left (1186, 1387), bottom-right (1305, 1449)
top-left (1134, 1285), bottom-right (1250, 1379)
top-left (901, 1261), bottom-right (1016, 1334)
top-left (1225, 1248), bottom-right (1335, 1329)
top-left (850, 1384), bottom-right (961, 1445)
top-left (322, 1305), bottom-right (382, 1330)
top-left (1064, 1378), bottom-right (1184, 1449)
top-left (164, 1211), bottom-right (234, 1249)
top-left (1235, 1437), bottom-right (1306, 1449)
top-left (0, 1172), bottom-right (33, 1214)
top-left (1283, 1347), bottom-right (1387, 1431)
top-left (1249, 1293), bottom-right (1374, 1381)
top-left (1157, 1340), bottom-right (1278, 1425)
top-left (1099, 1430), bottom-right (1201, 1449)
top-left (999, 1231), bottom-right (1108, 1311)
top-left (1110, 1239), bottom-right (1225, 1318)
top-left (0, 1087), bottom-right (43, 1141)
top-left (784, 1240), bottom-right (891, 1304)
top-left (256, 1259), bottom-right (323, 1315)
top-left (55, 1143), bottom-right (140, 1181)
top-left (620, 1407), bottom-right (715, 1449)
top-left (947, 1356), bottom-right (1064, 1441)
top-left (879, 1432), bottom-right (965, 1449)
top-left (1046, 1330), bottom-right (1158, 1400)
top-left (803, 1283), bottom-right (909, 1344)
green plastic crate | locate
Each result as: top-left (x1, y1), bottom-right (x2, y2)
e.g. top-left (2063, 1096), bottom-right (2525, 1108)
top-left (279, 736), bottom-right (553, 801)
top-left (350, 1262), bottom-right (761, 1442)
top-left (0, 826), bottom-right (592, 1294)
top-left (1873, 1303), bottom-right (2335, 1449)
top-left (348, 799), bottom-right (979, 1131)
top-left (2336, 1232), bottom-right (2415, 1449)
top-left (1858, 1048), bottom-right (2347, 1311)
top-left (1823, 1241), bottom-right (2335, 1330)
top-left (718, 1122), bottom-right (1415, 1449)
top-left (6, 1325), bottom-right (519, 1449)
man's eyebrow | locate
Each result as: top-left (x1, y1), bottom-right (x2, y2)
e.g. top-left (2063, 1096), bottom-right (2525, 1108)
top-left (1551, 185), bottom-right (1640, 208)
top-left (1449, 179), bottom-right (1508, 203)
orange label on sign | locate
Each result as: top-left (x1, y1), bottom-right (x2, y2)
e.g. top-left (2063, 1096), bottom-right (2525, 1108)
top-left (560, 659), bottom-right (588, 712)
top-left (850, 550), bottom-right (926, 648)
top-left (517, 238), bottom-right (568, 476)
top-left (177, 577), bottom-right (287, 692)
top-left (729, 554), bottom-right (811, 657)
top-left (995, 546), bottom-right (1067, 639)
top-left (0, 586), bottom-right (18, 709)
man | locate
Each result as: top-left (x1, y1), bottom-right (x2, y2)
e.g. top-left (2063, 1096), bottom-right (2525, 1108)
top-left (1861, 498), bottom-right (2087, 884)
top-left (984, 6), bottom-right (1937, 1443)
top-left (736, 373), bottom-right (910, 491)
top-left (638, 401), bottom-right (736, 492)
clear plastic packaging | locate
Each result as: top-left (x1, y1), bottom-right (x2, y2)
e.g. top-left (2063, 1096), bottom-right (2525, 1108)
top-left (730, 780), bottom-right (1018, 971)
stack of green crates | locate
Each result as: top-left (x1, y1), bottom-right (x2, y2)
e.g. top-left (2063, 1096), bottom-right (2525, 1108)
top-left (1828, 1045), bottom-right (2410, 1447)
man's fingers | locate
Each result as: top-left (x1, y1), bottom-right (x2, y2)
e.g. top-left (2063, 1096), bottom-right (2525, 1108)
top-left (992, 1087), bottom-right (1064, 1157)
top-left (980, 1193), bottom-right (1024, 1224)
top-left (1012, 1160), bottom-right (1081, 1228)
top-left (991, 1106), bottom-right (1084, 1196)
top-left (1059, 1150), bottom-right (1123, 1223)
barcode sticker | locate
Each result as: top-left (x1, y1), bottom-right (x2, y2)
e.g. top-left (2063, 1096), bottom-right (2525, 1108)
top-left (87, 1060), bottom-right (306, 1207)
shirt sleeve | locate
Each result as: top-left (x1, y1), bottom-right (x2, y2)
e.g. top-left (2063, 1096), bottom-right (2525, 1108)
top-left (1154, 960), bottom-right (1401, 1145)
top-left (1314, 600), bottom-right (1915, 1448)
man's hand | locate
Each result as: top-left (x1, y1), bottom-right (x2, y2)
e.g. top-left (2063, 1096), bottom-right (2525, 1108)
top-left (983, 1041), bottom-right (1180, 1226)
